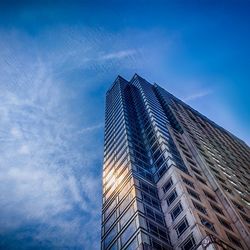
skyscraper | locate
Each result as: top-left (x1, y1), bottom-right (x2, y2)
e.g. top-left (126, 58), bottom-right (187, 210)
top-left (101, 74), bottom-right (250, 250)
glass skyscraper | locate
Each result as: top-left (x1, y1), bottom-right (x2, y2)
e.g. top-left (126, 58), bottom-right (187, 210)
top-left (101, 74), bottom-right (250, 250)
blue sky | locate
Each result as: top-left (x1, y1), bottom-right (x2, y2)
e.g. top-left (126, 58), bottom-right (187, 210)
top-left (0, 1), bottom-right (249, 249)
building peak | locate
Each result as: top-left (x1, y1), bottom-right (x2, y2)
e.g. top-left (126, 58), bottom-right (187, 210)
top-left (116, 75), bottom-right (127, 82)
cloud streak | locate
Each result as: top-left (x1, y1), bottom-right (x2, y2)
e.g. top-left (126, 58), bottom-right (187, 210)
top-left (99, 49), bottom-right (137, 60)
top-left (182, 89), bottom-right (213, 102)
top-left (79, 123), bottom-right (104, 133)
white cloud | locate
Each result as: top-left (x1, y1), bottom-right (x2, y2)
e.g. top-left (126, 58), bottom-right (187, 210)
top-left (18, 144), bottom-right (30, 154)
top-left (10, 127), bottom-right (22, 138)
top-left (79, 123), bottom-right (104, 133)
top-left (99, 49), bottom-right (137, 60)
top-left (183, 89), bottom-right (213, 102)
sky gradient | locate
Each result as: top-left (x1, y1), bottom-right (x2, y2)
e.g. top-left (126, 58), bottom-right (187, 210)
top-left (0, 1), bottom-right (250, 249)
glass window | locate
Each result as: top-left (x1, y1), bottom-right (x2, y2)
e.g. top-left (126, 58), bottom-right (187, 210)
top-left (144, 206), bottom-right (165, 225)
top-left (120, 192), bottom-right (134, 214)
top-left (166, 189), bottom-right (178, 206)
top-left (157, 164), bottom-right (167, 178)
top-left (187, 158), bottom-right (196, 166)
top-left (181, 234), bottom-right (196, 250)
top-left (191, 166), bottom-right (202, 176)
top-left (124, 237), bottom-right (138, 250)
top-left (187, 188), bottom-right (201, 201)
top-left (104, 225), bottom-right (118, 248)
top-left (226, 233), bottom-right (242, 248)
top-left (163, 178), bottom-right (173, 193)
top-left (140, 181), bottom-right (158, 197)
top-left (136, 166), bottom-right (153, 181)
top-left (105, 198), bottom-right (117, 219)
top-left (109, 241), bottom-right (118, 250)
top-left (105, 211), bottom-right (116, 233)
top-left (120, 205), bottom-right (135, 228)
top-left (119, 181), bottom-right (132, 200)
top-left (170, 202), bottom-right (183, 221)
top-left (240, 213), bottom-right (250, 224)
top-left (199, 216), bottom-right (216, 232)
top-left (182, 177), bottom-right (195, 189)
top-left (232, 200), bottom-right (245, 213)
top-left (217, 176), bottom-right (227, 184)
top-left (203, 190), bottom-right (216, 201)
top-left (192, 200), bottom-right (207, 215)
top-left (151, 239), bottom-right (170, 250)
top-left (221, 184), bottom-right (233, 194)
top-left (241, 197), bottom-right (250, 206)
top-left (153, 149), bottom-right (162, 161)
top-left (121, 220), bottom-right (137, 247)
top-left (155, 156), bottom-right (165, 168)
top-left (209, 202), bottom-right (224, 215)
top-left (148, 222), bottom-right (169, 241)
top-left (142, 192), bottom-right (161, 210)
top-left (195, 175), bottom-right (207, 185)
top-left (175, 217), bottom-right (189, 237)
top-left (217, 216), bottom-right (233, 231)
top-left (210, 166), bottom-right (220, 175)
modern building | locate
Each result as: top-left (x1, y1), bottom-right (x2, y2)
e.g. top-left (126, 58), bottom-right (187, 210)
top-left (101, 74), bottom-right (250, 250)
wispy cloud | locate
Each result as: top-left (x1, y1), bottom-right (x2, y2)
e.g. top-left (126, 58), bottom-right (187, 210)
top-left (0, 31), bottom-right (104, 249)
top-left (79, 123), bottom-right (104, 133)
top-left (182, 89), bottom-right (213, 102)
top-left (99, 49), bottom-right (137, 60)
top-left (38, 27), bottom-right (143, 75)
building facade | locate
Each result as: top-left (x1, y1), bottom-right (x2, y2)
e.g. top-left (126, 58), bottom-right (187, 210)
top-left (101, 74), bottom-right (250, 250)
